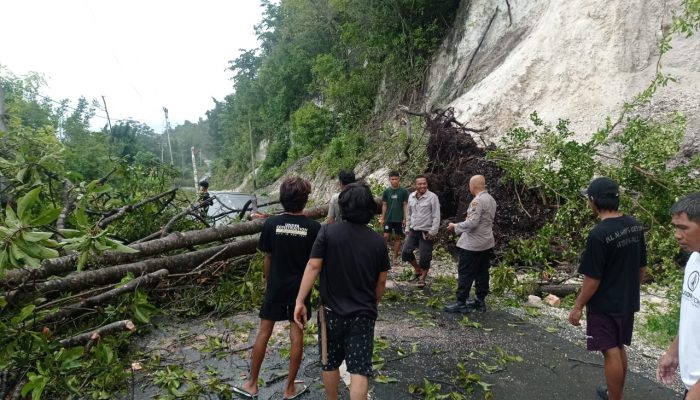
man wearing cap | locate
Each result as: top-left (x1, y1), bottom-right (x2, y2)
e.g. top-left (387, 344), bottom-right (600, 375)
top-left (568, 177), bottom-right (647, 400)
top-left (656, 192), bottom-right (700, 400)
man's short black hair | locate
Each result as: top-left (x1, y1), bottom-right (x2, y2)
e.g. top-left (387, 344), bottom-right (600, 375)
top-left (671, 192), bottom-right (700, 223)
top-left (339, 183), bottom-right (376, 224)
top-left (591, 196), bottom-right (620, 212)
top-left (279, 177), bottom-right (311, 213)
top-left (199, 180), bottom-right (209, 189)
top-left (338, 170), bottom-right (356, 186)
top-left (586, 177), bottom-right (619, 212)
top-left (415, 174), bottom-right (427, 182)
top-left (389, 170), bottom-right (400, 178)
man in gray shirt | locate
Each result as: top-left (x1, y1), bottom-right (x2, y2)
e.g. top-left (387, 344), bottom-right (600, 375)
top-left (401, 175), bottom-right (441, 287)
top-left (327, 170), bottom-right (355, 224)
top-left (445, 175), bottom-right (497, 313)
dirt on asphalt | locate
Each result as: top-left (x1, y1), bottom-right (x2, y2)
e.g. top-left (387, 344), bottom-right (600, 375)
top-left (126, 264), bottom-right (681, 400)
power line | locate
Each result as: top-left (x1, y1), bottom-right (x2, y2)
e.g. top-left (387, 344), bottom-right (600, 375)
top-left (1, 77), bottom-right (173, 132)
top-left (4, 86), bottom-right (147, 127)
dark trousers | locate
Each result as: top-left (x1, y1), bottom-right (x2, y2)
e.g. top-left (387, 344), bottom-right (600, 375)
top-left (401, 230), bottom-right (434, 270)
top-left (456, 248), bottom-right (493, 301)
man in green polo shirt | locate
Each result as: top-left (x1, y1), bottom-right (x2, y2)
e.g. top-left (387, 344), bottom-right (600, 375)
top-left (379, 171), bottom-right (409, 261)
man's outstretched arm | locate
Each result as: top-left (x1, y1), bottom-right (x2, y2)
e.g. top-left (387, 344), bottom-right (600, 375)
top-left (293, 258), bottom-right (323, 329)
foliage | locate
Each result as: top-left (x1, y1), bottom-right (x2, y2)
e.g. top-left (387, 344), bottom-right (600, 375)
top-left (0, 70), bottom-right (197, 399)
top-left (205, 0), bottom-right (460, 187)
top-left (490, 112), bottom-right (700, 278)
top-left (488, 0), bottom-right (700, 329)
top-left (163, 254), bottom-right (266, 317)
top-left (288, 102), bottom-right (336, 160)
top-left (641, 294), bottom-right (681, 348)
top-left (0, 188), bottom-right (60, 273)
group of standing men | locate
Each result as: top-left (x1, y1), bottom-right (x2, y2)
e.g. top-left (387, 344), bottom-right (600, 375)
top-left (378, 171), bottom-right (497, 311)
top-left (232, 169), bottom-right (700, 400)
top-left (232, 170), bottom-right (496, 400)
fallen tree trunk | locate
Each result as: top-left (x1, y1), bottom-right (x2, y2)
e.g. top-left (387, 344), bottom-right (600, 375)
top-left (39, 269), bottom-right (169, 325)
top-left (2, 204), bottom-right (330, 287)
top-left (6, 239), bottom-right (258, 303)
top-left (534, 283), bottom-right (579, 297)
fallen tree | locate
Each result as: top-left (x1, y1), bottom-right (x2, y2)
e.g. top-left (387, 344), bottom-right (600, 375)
top-left (2, 204), bottom-right (330, 287)
top-left (6, 239), bottom-right (259, 303)
top-left (39, 269), bottom-right (169, 325)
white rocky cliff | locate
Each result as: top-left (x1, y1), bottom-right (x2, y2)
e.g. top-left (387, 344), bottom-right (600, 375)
top-left (422, 0), bottom-right (700, 147)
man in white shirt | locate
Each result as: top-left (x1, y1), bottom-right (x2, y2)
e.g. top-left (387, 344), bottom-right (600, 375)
top-left (657, 192), bottom-right (700, 400)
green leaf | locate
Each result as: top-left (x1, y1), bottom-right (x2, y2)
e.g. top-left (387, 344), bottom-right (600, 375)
top-left (58, 229), bottom-right (84, 239)
top-left (20, 374), bottom-right (43, 399)
top-left (11, 304), bottom-right (36, 324)
top-left (73, 207), bottom-right (89, 228)
top-left (15, 167), bottom-right (28, 183)
top-left (17, 187), bottom-right (41, 220)
top-left (58, 347), bottom-right (85, 371)
top-left (24, 256), bottom-right (41, 268)
top-left (104, 238), bottom-right (138, 254)
top-left (22, 231), bottom-right (54, 242)
top-left (0, 226), bottom-right (12, 238)
top-left (31, 208), bottom-right (61, 226)
top-left (0, 248), bottom-right (9, 270)
top-left (10, 243), bottom-right (26, 261)
top-left (5, 204), bottom-right (20, 227)
top-left (76, 251), bottom-right (89, 271)
top-left (93, 240), bottom-right (113, 252)
top-left (374, 375), bottom-right (398, 384)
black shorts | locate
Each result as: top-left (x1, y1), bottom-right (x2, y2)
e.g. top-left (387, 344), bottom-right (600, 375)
top-left (259, 299), bottom-right (311, 322)
top-left (383, 222), bottom-right (404, 236)
top-left (318, 308), bottom-right (375, 377)
top-left (586, 310), bottom-right (634, 351)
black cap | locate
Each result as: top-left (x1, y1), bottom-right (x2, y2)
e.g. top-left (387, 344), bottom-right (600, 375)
top-left (586, 177), bottom-right (619, 199)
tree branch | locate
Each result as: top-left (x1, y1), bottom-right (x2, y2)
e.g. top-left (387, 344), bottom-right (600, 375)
top-left (59, 320), bottom-right (136, 348)
top-left (39, 269), bottom-right (169, 325)
top-left (97, 188), bottom-right (178, 228)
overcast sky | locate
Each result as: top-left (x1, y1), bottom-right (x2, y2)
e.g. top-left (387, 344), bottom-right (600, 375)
top-left (2, 0), bottom-right (263, 132)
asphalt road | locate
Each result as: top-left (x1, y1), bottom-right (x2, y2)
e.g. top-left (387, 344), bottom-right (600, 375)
top-left (127, 282), bottom-right (681, 399)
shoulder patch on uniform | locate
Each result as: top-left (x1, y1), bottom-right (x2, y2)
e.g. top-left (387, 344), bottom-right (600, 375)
top-left (470, 201), bottom-right (478, 207)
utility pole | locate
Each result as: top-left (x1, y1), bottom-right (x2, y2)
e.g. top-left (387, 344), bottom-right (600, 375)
top-left (162, 107), bottom-right (174, 165)
top-left (248, 119), bottom-right (256, 191)
top-left (191, 146), bottom-right (199, 192)
top-left (0, 85), bottom-right (6, 132)
top-left (101, 96), bottom-right (112, 131)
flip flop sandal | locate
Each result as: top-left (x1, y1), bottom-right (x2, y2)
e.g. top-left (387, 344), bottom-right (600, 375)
top-left (416, 280), bottom-right (426, 288)
top-left (283, 381), bottom-right (308, 400)
top-left (232, 386), bottom-right (258, 399)
top-left (595, 385), bottom-right (608, 400)
top-left (407, 273), bottom-right (421, 282)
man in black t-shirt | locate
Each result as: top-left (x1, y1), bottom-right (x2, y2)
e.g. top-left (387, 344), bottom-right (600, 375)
top-left (294, 183), bottom-right (390, 400)
top-left (568, 177), bottom-right (647, 400)
top-left (234, 178), bottom-right (320, 400)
